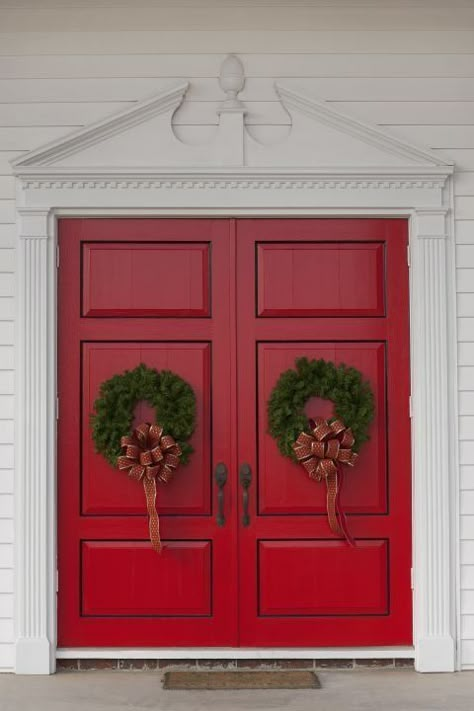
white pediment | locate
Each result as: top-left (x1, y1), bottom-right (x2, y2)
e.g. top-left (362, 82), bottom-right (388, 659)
top-left (12, 55), bottom-right (451, 178)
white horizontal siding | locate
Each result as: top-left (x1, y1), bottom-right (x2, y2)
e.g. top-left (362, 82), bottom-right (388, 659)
top-left (0, 3), bottom-right (472, 672)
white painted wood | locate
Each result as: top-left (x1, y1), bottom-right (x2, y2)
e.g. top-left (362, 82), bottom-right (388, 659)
top-left (0, 521), bottom-right (12, 544)
top-left (0, 397), bottom-right (13, 419)
top-left (0, 276), bottom-right (14, 299)
top-left (0, 31), bottom-right (472, 55)
top-left (0, 471), bottom-right (13, 495)
top-left (455, 222), bottom-right (474, 244)
top-left (459, 344), bottom-right (474, 366)
top-left (0, 103), bottom-right (127, 129)
top-left (0, 594), bottom-right (13, 619)
top-left (0, 643), bottom-right (13, 670)
top-left (0, 422), bottom-right (13, 445)
top-left (460, 368), bottom-right (474, 390)
top-left (461, 442), bottom-right (474, 464)
top-left (455, 198), bottom-right (474, 220)
top-left (410, 209), bottom-right (458, 672)
top-left (3, 77), bottom-right (474, 104)
top-left (56, 646), bottom-right (415, 660)
top-left (457, 271), bottom-right (474, 293)
top-left (460, 417), bottom-right (474, 440)
top-left (0, 496), bottom-right (13, 519)
top-left (0, 570), bottom-right (13, 593)
top-left (459, 319), bottom-right (474, 341)
top-left (461, 540), bottom-right (474, 563)
top-left (0, 546), bottom-right (13, 569)
top-left (2, 54), bottom-right (474, 80)
top-left (15, 208), bottom-right (56, 675)
top-left (458, 295), bottom-right (474, 318)
top-left (1, 6), bottom-right (474, 32)
top-left (461, 392), bottom-right (474, 416)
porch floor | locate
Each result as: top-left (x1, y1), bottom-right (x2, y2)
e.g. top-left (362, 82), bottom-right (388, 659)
top-left (0, 669), bottom-right (472, 710)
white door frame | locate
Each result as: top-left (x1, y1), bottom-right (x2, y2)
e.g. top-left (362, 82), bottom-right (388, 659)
top-left (10, 61), bottom-right (459, 674)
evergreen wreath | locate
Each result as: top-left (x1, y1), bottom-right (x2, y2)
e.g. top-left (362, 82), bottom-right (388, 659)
top-left (268, 357), bottom-right (375, 461)
top-left (91, 363), bottom-right (196, 467)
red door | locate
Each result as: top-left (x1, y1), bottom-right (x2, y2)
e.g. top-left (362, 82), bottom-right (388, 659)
top-left (58, 219), bottom-right (238, 646)
top-left (58, 218), bottom-right (411, 648)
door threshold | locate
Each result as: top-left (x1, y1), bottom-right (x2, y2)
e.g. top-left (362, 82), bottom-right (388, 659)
top-left (57, 646), bottom-right (415, 660)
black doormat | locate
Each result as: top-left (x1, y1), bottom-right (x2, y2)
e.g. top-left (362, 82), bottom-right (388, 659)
top-left (163, 670), bottom-right (321, 690)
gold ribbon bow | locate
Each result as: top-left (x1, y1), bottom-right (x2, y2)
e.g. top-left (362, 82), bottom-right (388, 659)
top-left (293, 417), bottom-right (357, 544)
top-left (117, 422), bottom-right (182, 553)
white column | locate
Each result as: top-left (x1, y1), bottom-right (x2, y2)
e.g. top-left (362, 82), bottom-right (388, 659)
top-left (15, 208), bottom-right (56, 674)
top-left (411, 209), bottom-right (457, 672)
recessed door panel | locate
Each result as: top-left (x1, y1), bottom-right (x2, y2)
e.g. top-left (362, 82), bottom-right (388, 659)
top-left (82, 242), bottom-right (210, 318)
top-left (258, 342), bottom-right (387, 515)
top-left (257, 242), bottom-right (385, 317)
top-left (258, 539), bottom-right (388, 616)
top-left (82, 540), bottom-right (212, 616)
top-left (82, 342), bottom-right (211, 516)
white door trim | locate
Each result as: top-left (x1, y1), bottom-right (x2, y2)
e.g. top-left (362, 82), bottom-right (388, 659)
top-left (11, 57), bottom-right (459, 674)
top-left (13, 199), bottom-right (458, 675)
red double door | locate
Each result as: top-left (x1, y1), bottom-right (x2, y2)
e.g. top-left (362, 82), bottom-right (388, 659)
top-left (58, 218), bottom-right (412, 648)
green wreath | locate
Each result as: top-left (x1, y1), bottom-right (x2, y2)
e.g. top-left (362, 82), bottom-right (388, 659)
top-left (91, 363), bottom-right (196, 467)
top-left (268, 357), bottom-right (375, 461)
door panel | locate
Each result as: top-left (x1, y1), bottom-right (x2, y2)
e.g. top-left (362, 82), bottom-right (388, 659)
top-left (82, 342), bottom-right (211, 515)
top-left (257, 342), bottom-right (387, 515)
top-left (237, 219), bottom-right (412, 647)
top-left (58, 218), bottom-right (237, 647)
top-left (257, 242), bottom-right (385, 317)
top-left (258, 539), bottom-right (388, 616)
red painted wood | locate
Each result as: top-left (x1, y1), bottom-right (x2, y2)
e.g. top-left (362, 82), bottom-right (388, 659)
top-left (59, 217), bottom-right (411, 649)
top-left (237, 219), bottom-right (412, 647)
top-left (258, 342), bottom-right (387, 514)
top-left (82, 541), bottom-right (211, 616)
top-left (82, 343), bottom-right (211, 515)
top-left (58, 218), bottom-right (237, 647)
top-left (257, 242), bottom-right (384, 317)
top-left (83, 242), bottom-right (210, 317)
top-left (258, 540), bottom-right (388, 616)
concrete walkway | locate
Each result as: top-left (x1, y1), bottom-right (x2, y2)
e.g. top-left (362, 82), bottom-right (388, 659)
top-left (0, 670), bottom-right (473, 711)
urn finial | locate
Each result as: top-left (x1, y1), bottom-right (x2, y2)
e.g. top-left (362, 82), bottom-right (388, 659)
top-left (219, 54), bottom-right (245, 110)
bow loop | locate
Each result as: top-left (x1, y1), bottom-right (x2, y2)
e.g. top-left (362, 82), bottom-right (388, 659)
top-left (118, 422), bottom-right (182, 552)
top-left (292, 416), bottom-right (357, 546)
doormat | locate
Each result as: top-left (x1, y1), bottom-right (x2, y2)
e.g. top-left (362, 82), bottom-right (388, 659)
top-left (163, 670), bottom-right (321, 690)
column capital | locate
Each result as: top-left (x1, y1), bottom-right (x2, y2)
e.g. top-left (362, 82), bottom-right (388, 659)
top-left (412, 209), bottom-right (449, 239)
top-left (18, 208), bottom-right (51, 240)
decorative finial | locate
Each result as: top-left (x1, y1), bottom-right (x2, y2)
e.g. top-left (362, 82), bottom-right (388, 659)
top-left (219, 54), bottom-right (245, 111)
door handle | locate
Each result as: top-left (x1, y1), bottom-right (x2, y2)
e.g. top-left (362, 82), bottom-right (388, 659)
top-left (215, 462), bottom-right (228, 527)
top-left (240, 463), bottom-right (252, 527)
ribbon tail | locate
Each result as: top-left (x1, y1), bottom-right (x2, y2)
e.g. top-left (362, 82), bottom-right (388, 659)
top-left (142, 476), bottom-right (162, 554)
top-left (325, 468), bottom-right (344, 539)
top-left (334, 468), bottom-right (356, 548)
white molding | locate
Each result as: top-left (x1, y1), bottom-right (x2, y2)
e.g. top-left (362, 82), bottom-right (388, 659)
top-left (57, 647), bottom-right (415, 660)
top-left (10, 83), bottom-right (189, 169)
top-left (10, 55), bottom-right (459, 675)
top-left (275, 83), bottom-right (450, 168)
top-left (15, 209), bottom-right (56, 675)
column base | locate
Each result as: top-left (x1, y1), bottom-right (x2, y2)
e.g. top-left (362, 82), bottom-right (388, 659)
top-left (15, 637), bottom-right (55, 675)
top-left (415, 636), bottom-right (456, 672)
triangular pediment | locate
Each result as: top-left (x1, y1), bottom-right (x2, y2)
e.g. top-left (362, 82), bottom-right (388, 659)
top-left (12, 60), bottom-right (452, 175)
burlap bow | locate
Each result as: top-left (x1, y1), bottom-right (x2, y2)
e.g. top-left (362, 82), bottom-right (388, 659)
top-left (118, 422), bottom-right (182, 553)
top-left (293, 417), bottom-right (357, 545)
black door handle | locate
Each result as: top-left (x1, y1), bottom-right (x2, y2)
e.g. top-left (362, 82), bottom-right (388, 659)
top-left (240, 463), bottom-right (252, 527)
top-left (215, 462), bottom-right (228, 527)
